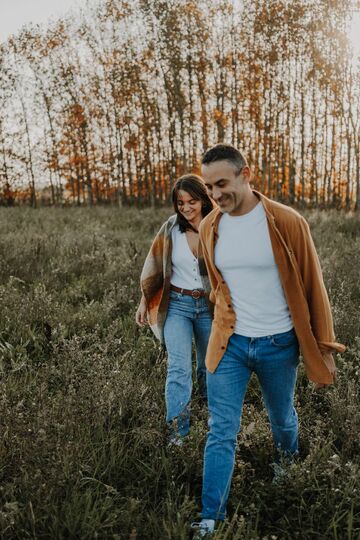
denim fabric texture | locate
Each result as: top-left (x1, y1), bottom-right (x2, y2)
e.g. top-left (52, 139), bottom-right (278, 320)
top-left (202, 328), bottom-right (299, 520)
top-left (164, 290), bottom-right (212, 439)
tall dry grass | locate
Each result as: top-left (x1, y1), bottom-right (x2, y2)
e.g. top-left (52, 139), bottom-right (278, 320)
top-left (0, 207), bottom-right (359, 539)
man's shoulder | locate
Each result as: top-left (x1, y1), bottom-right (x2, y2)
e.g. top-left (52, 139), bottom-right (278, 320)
top-left (260, 194), bottom-right (307, 228)
top-left (199, 208), bottom-right (220, 235)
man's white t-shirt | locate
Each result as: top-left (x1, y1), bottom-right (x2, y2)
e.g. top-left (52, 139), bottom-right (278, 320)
top-left (214, 202), bottom-right (293, 337)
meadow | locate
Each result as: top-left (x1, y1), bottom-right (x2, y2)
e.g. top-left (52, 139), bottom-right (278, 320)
top-left (0, 206), bottom-right (359, 540)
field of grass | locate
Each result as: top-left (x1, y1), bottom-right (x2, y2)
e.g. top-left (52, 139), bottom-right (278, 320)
top-left (0, 206), bottom-right (359, 539)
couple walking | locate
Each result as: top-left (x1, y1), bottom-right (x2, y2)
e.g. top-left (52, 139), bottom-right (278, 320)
top-left (136, 144), bottom-right (344, 537)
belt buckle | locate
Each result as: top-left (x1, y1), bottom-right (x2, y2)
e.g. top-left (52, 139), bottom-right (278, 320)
top-left (191, 289), bottom-right (201, 299)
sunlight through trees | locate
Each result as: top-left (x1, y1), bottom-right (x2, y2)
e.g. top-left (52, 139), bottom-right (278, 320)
top-left (0, 0), bottom-right (359, 209)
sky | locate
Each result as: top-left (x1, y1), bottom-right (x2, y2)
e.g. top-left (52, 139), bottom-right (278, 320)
top-left (0, 0), bottom-right (88, 43)
top-left (349, 11), bottom-right (360, 58)
top-left (1, 1), bottom-right (359, 58)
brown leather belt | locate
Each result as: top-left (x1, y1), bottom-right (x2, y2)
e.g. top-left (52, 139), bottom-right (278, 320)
top-left (170, 284), bottom-right (205, 299)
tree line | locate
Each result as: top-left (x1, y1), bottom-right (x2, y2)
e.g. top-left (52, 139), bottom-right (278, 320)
top-left (0, 0), bottom-right (359, 209)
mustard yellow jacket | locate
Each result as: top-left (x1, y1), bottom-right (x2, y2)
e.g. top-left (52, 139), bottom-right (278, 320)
top-left (198, 191), bottom-right (345, 384)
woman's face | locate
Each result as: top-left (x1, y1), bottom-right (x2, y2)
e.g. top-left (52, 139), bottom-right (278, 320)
top-left (176, 189), bottom-right (203, 224)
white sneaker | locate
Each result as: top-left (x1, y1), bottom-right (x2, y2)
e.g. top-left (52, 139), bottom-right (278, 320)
top-left (190, 519), bottom-right (215, 538)
top-left (167, 435), bottom-right (184, 448)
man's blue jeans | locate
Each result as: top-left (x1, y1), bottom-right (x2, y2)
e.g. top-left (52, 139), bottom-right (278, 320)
top-left (164, 290), bottom-right (212, 438)
top-left (202, 329), bottom-right (299, 520)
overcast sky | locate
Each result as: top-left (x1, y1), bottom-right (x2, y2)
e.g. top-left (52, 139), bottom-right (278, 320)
top-left (2, 1), bottom-right (359, 57)
top-left (0, 0), bottom-right (88, 43)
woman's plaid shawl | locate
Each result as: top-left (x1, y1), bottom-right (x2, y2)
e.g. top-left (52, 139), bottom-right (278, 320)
top-left (140, 215), bottom-right (177, 342)
top-left (140, 214), bottom-right (212, 343)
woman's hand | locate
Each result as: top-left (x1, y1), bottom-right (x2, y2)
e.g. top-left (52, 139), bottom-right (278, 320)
top-left (135, 296), bottom-right (148, 326)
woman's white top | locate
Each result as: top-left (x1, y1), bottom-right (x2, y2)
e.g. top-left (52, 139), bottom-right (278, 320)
top-left (170, 225), bottom-right (202, 289)
top-left (214, 202), bottom-right (293, 337)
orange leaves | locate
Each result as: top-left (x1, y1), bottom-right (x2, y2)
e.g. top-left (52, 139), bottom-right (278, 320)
top-left (68, 154), bottom-right (87, 167)
top-left (46, 38), bottom-right (62, 51)
top-left (1, 183), bottom-right (15, 203)
top-left (1, 0), bottom-right (357, 210)
top-left (67, 104), bottom-right (87, 129)
top-left (47, 157), bottom-right (60, 170)
top-left (183, 1), bottom-right (203, 19)
top-left (124, 134), bottom-right (138, 151)
top-left (213, 108), bottom-right (228, 128)
top-left (105, 0), bottom-right (132, 21)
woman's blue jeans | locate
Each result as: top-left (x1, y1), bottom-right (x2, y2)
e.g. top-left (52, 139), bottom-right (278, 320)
top-left (202, 329), bottom-right (299, 520)
top-left (163, 290), bottom-right (212, 438)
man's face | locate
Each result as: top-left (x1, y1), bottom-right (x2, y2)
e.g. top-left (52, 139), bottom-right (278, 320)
top-left (201, 160), bottom-right (250, 215)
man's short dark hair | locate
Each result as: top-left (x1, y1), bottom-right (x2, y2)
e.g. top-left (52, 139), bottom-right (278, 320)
top-left (201, 143), bottom-right (248, 176)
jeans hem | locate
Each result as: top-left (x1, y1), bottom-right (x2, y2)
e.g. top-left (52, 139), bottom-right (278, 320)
top-left (201, 513), bottom-right (225, 521)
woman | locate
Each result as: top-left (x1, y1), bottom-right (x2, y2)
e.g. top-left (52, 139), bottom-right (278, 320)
top-left (135, 174), bottom-right (214, 445)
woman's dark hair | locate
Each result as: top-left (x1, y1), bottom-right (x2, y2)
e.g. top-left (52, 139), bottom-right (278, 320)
top-left (172, 174), bottom-right (214, 233)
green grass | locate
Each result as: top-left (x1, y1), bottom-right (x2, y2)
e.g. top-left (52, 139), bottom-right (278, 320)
top-left (0, 206), bottom-right (359, 539)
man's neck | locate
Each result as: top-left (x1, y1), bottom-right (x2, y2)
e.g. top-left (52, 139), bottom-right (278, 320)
top-left (229, 191), bottom-right (259, 217)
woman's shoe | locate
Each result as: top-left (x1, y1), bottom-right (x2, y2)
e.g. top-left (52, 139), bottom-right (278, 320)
top-left (167, 435), bottom-right (184, 448)
top-left (190, 519), bottom-right (215, 538)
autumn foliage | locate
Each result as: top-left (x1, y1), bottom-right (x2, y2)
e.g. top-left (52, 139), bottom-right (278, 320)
top-left (0, 0), bottom-right (359, 209)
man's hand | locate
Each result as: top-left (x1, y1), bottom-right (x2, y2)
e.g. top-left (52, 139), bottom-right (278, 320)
top-left (135, 296), bottom-right (148, 326)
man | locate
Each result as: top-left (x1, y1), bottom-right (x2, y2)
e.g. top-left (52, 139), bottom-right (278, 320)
top-left (191, 144), bottom-right (345, 537)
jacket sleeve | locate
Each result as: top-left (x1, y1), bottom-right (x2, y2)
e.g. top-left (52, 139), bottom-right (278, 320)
top-left (140, 221), bottom-right (167, 308)
top-left (292, 218), bottom-right (345, 362)
top-left (198, 227), bottom-right (218, 304)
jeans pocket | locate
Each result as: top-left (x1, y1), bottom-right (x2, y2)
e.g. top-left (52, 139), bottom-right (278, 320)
top-left (169, 290), bottom-right (180, 300)
top-left (270, 329), bottom-right (298, 348)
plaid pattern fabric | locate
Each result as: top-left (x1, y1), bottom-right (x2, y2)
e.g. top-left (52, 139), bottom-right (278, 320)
top-left (140, 214), bottom-right (213, 342)
top-left (140, 215), bottom-right (177, 342)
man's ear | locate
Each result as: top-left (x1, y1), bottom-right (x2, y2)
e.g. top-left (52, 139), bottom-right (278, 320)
top-left (241, 166), bottom-right (251, 183)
